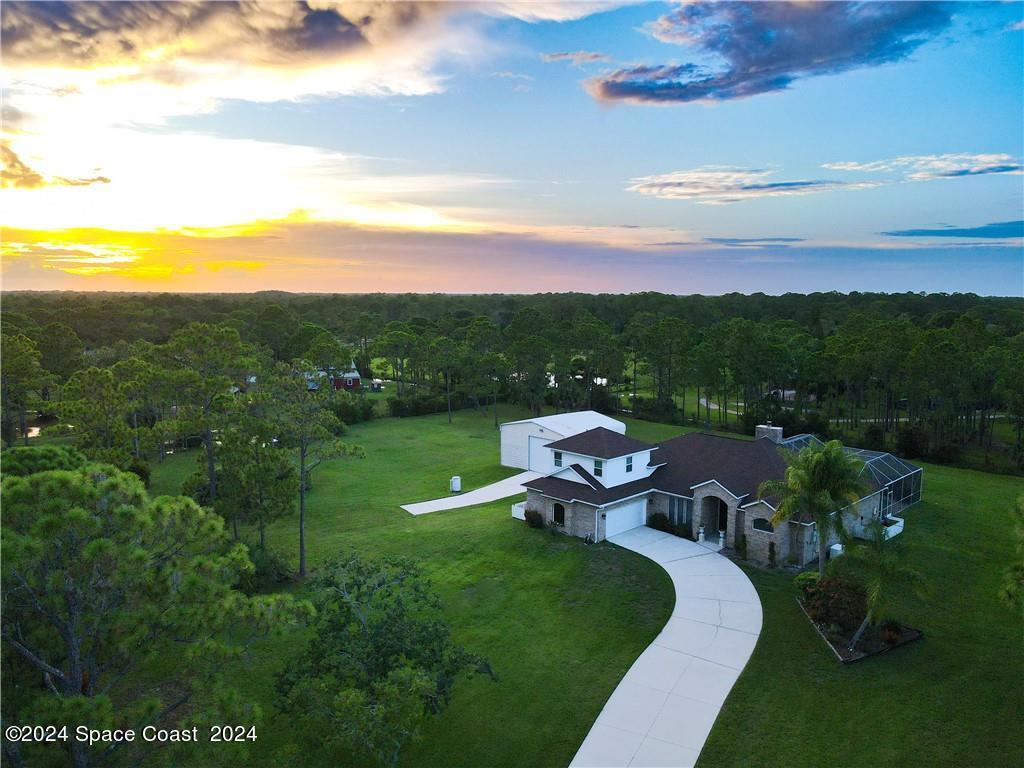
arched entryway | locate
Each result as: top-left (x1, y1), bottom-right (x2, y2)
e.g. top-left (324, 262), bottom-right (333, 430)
top-left (553, 503), bottom-right (566, 526)
top-left (700, 496), bottom-right (729, 543)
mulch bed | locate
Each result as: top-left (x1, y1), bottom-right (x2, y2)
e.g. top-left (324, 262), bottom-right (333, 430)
top-left (796, 598), bottom-right (924, 664)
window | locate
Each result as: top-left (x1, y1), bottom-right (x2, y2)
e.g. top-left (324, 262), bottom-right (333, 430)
top-left (752, 518), bottom-right (775, 533)
top-left (668, 497), bottom-right (693, 526)
top-left (553, 451), bottom-right (563, 468)
top-left (553, 503), bottom-right (565, 526)
top-left (626, 456), bottom-right (633, 473)
top-left (593, 459), bottom-right (603, 477)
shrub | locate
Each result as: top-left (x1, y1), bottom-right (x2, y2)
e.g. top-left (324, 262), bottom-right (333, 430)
top-left (546, 520), bottom-right (561, 536)
top-left (880, 619), bottom-right (903, 645)
top-left (40, 423), bottom-right (75, 438)
top-left (589, 386), bottom-right (620, 415)
top-left (330, 392), bottom-right (376, 425)
top-left (387, 392), bottom-right (469, 418)
top-left (1, 444), bottom-right (86, 477)
top-left (768, 541), bottom-right (777, 568)
top-left (793, 571), bottom-right (821, 596)
top-left (743, 402), bottom-right (833, 441)
top-left (647, 511), bottom-right (693, 540)
top-left (928, 442), bottom-right (961, 464)
top-left (239, 545), bottom-right (295, 595)
top-left (896, 426), bottom-right (928, 459)
top-left (632, 396), bottom-right (678, 424)
top-left (648, 512), bottom-right (670, 532)
top-left (861, 424), bottom-right (887, 452)
top-left (737, 534), bottom-right (748, 560)
top-left (523, 509), bottom-right (545, 529)
top-left (127, 456), bottom-right (151, 487)
top-left (803, 577), bottom-right (867, 633)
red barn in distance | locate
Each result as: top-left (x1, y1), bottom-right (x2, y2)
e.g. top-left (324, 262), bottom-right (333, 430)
top-left (332, 361), bottom-right (361, 391)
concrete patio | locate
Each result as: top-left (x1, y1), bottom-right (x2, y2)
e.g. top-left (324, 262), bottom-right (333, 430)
top-left (570, 527), bottom-right (763, 768)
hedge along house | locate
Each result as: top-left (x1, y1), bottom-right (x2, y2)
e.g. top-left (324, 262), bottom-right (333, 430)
top-left (521, 424), bottom-right (922, 568)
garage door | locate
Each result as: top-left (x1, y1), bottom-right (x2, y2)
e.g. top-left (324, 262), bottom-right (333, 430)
top-left (528, 435), bottom-right (554, 472)
top-left (605, 499), bottom-right (647, 538)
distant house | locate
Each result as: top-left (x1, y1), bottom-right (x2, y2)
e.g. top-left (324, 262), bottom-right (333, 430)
top-left (499, 411), bottom-right (626, 473)
top-left (331, 361), bottom-right (361, 391)
top-left (519, 418), bottom-right (922, 568)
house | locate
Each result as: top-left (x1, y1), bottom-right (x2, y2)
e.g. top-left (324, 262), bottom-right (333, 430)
top-left (499, 411), bottom-right (626, 473)
top-left (521, 421), bottom-right (922, 568)
top-left (331, 361), bottom-right (361, 391)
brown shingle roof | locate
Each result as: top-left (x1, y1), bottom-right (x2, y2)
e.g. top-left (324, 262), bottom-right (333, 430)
top-left (651, 433), bottom-right (788, 500)
top-left (523, 472), bottom-right (657, 506)
top-left (545, 427), bottom-right (653, 459)
top-left (525, 432), bottom-right (790, 508)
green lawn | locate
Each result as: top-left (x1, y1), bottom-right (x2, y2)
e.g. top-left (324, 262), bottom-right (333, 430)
top-left (701, 462), bottom-right (1024, 768)
top-left (146, 407), bottom-right (1023, 768)
top-left (148, 404), bottom-right (676, 768)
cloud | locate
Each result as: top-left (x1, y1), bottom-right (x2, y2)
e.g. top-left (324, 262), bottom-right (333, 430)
top-left (0, 1), bottom-right (492, 126)
top-left (0, 127), bottom-right (513, 233)
top-left (0, 141), bottom-right (109, 189)
top-left (627, 166), bottom-right (878, 204)
top-left (630, 151), bottom-right (1021, 204)
top-left (0, 142), bottom-right (43, 188)
top-left (704, 237), bottom-right (805, 247)
top-left (491, 71), bottom-right (534, 80)
top-left (485, 3), bottom-right (626, 23)
top-left (824, 153), bottom-right (1023, 180)
top-left (1, 1), bottom-right (443, 69)
top-left (587, 1), bottom-right (955, 104)
top-left (882, 220), bottom-right (1024, 239)
top-left (1, 104), bottom-right (28, 132)
top-left (542, 50), bottom-right (609, 65)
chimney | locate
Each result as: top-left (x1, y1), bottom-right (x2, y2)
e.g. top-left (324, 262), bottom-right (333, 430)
top-left (755, 423), bottom-right (784, 443)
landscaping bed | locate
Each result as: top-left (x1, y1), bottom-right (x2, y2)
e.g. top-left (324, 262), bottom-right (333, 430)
top-left (796, 597), bottom-right (923, 664)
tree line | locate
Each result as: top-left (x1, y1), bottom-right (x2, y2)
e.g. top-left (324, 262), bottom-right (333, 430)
top-left (2, 291), bottom-right (1023, 472)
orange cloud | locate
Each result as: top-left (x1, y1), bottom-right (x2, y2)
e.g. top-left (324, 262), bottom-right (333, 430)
top-left (1, 141), bottom-right (110, 189)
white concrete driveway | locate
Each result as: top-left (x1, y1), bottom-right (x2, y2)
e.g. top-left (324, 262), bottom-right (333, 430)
top-left (400, 471), bottom-right (540, 516)
top-left (570, 527), bottom-right (762, 768)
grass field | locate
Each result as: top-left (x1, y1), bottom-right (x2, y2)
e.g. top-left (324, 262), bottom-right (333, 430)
top-left (145, 407), bottom-right (1023, 767)
top-left (701, 462), bottom-right (1024, 768)
top-left (149, 404), bottom-right (677, 767)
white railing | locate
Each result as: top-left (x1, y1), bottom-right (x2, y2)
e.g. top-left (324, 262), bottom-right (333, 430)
top-left (511, 501), bottom-right (527, 520)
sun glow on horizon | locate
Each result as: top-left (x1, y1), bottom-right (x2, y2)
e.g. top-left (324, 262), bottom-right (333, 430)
top-left (1, 1), bottom-right (1020, 295)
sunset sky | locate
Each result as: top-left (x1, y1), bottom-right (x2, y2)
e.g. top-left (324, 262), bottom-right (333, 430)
top-left (1, 1), bottom-right (1022, 295)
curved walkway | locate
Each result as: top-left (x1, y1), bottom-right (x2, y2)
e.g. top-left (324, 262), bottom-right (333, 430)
top-left (570, 527), bottom-right (762, 768)
top-left (400, 471), bottom-right (540, 515)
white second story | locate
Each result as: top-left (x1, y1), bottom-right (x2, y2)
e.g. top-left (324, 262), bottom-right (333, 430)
top-left (544, 428), bottom-right (663, 488)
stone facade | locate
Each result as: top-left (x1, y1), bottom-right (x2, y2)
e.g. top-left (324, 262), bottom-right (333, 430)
top-left (690, 483), bottom-right (742, 547)
top-left (525, 486), bottom-right (832, 569)
top-left (524, 490), bottom-right (601, 541)
top-left (736, 500), bottom-right (791, 566)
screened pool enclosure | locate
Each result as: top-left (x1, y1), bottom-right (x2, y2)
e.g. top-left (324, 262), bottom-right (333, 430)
top-left (780, 433), bottom-right (923, 520)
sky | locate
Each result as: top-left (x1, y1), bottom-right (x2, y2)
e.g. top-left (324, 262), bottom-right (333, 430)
top-left (1, 0), bottom-right (1022, 295)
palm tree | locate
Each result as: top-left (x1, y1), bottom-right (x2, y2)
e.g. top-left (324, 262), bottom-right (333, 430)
top-left (843, 519), bottom-right (923, 650)
top-left (758, 440), bottom-right (867, 575)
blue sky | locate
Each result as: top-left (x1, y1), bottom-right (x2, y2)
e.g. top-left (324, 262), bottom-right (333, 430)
top-left (2, 1), bottom-right (1022, 294)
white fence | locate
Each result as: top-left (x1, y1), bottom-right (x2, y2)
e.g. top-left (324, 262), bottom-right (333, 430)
top-left (511, 501), bottom-right (526, 520)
